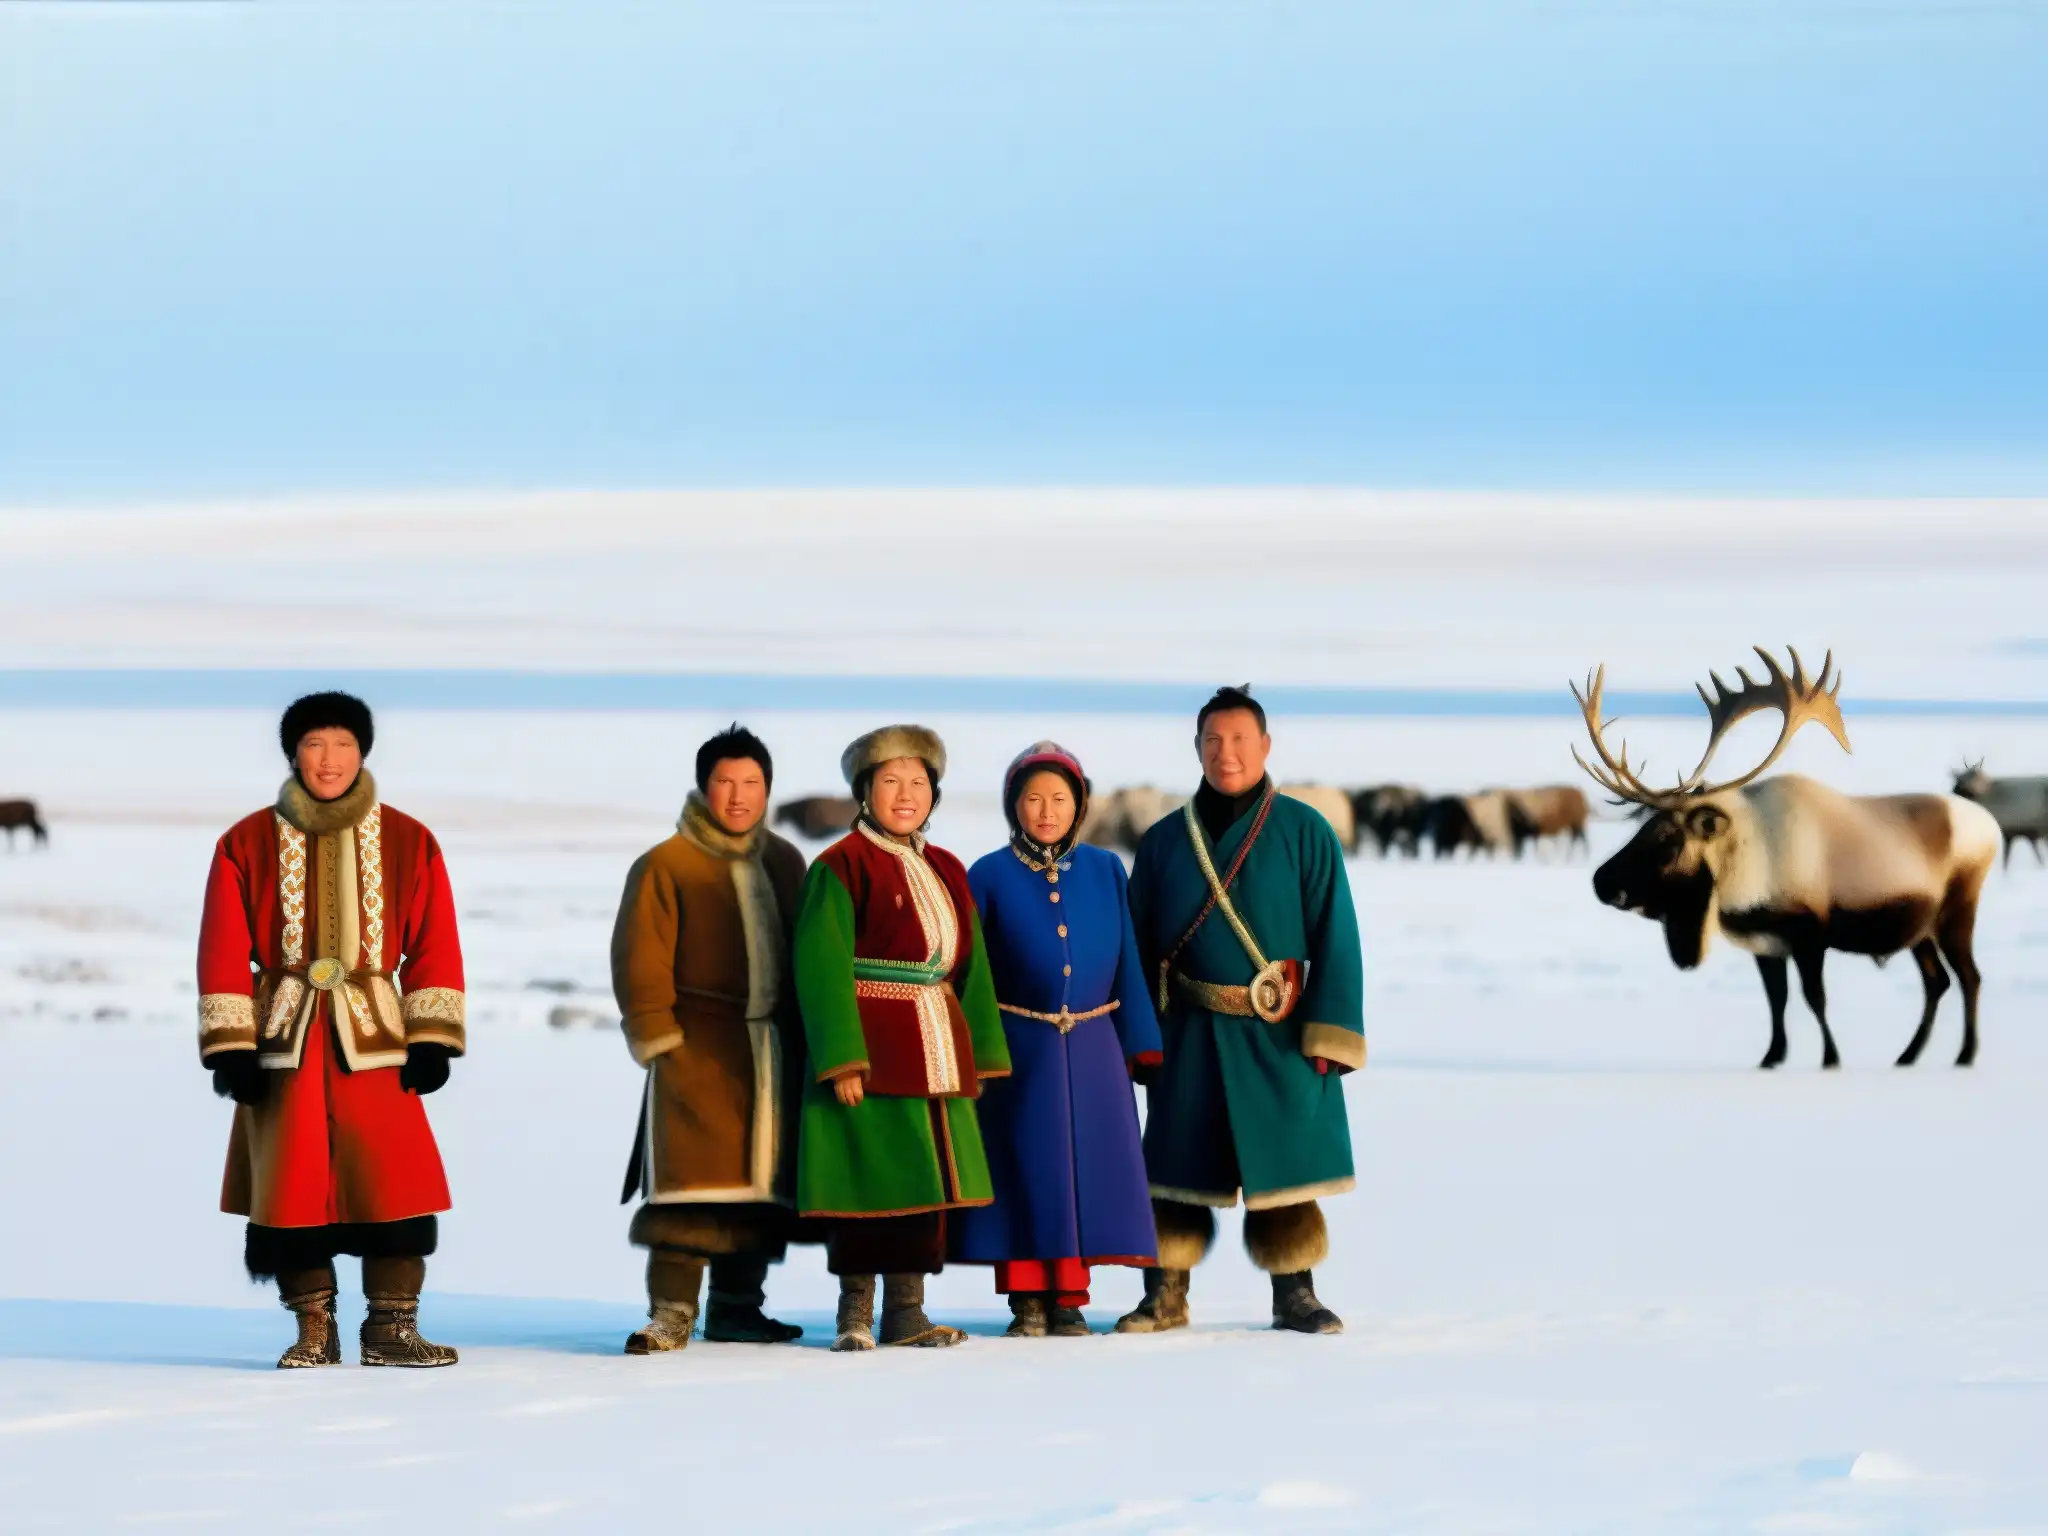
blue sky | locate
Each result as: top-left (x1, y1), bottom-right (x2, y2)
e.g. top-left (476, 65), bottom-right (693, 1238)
top-left (2, 0), bottom-right (2043, 502)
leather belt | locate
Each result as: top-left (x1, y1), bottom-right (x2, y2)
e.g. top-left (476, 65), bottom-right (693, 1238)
top-left (1169, 972), bottom-right (1259, 1018)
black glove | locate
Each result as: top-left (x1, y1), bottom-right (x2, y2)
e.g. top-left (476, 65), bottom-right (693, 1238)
top-left (400, 1042), bottom-right (452, 1096)
top-left (209, 1052), bottom-right (268, 1106)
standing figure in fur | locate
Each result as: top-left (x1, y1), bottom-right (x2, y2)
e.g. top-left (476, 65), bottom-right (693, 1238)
top-left (1121, 687), bottom-right (1365, 1335)
top-left (793, 726), bottom-right (1012, 1350)
top-left (196, 693), bottom-right (466, 1369)
top-left (611, 726), bottom-right (811, 1353)
top-left (953, 742), bottom-right (1162, 1336)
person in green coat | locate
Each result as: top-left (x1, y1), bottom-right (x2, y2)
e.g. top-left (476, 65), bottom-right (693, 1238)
top-left (793, 724), bottom-right (1011, 1350)
top-left (1118, 686), bottom-right (1365, 1336)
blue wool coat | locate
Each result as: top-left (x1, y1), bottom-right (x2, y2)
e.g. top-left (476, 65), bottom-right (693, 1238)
top-left (951, 843), bottom-right (1163, 1268)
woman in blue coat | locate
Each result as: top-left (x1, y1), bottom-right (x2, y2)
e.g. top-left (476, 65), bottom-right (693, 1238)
top-left (954, 742), bottom-right (1162, 1336)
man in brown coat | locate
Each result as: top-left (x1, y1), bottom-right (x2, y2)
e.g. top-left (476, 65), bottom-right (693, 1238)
top-left (611, 725), bottom-right (810, 1351)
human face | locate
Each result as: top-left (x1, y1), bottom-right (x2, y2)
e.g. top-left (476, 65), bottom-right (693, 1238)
top-left (1014, 768), bottom-right (1077, 847)
top-left (867, 757), bottom-right (934, 837)
top-left (1197, 708), bottom-right (1271, 797)
top-left (294, 728), bottom-right (362, 802)
top-left (704, 756), bottom-right (769, 836)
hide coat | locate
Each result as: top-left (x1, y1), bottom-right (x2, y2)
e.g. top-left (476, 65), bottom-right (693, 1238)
top-left (1130, 785), bottom-right (1365, 1210)
top-left (611, 795), bottom-right (808, 1231)
top-left (951, 842), bottom-right (1161, 1276)
top-left (196, 772), bottom-right (464, 1229)
top-left (793, 822), bottom-right (1011, 1219)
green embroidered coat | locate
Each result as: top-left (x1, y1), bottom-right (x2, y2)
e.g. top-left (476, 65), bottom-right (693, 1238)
top-left (1129, 787), bottom-right (1365, 1210)
top-left (793, 822), bottom-right (1011, 1218)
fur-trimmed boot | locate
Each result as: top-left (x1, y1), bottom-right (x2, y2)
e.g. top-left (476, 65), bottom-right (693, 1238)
top-left (276, 1269), bottom-right (340, 1369)
top-left (1114, 1267), bottom-right (1191, 1333)
top-left (832, 1274), bottom-right (877, 1352)
top-left (880, 1274), bottom-right (965, 1347)
top-left (1245, 1202), bottom-right (1342, 1335)
top-left (626, 1251), bottom-right (704, 1354)
top-left (359, 1256), bottom-right (458, 1368)
top-left (1117, 1199), bottom-right (1213, 1334)
top-left (704, 1256), bottom-right (802, 1345)
top-left (1048, 1303), bottom-right (1092, 1338)
top-left (1005, 1293), bottom-right (1050, 1338)
top-left (1271, 1272), bottom-right (1343, 1335)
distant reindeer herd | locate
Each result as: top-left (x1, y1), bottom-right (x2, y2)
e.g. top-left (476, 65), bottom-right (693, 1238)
top-left (1079, 781), bottom-right (1590, 860)
top-left (1, 799), bottom-right (49, 849)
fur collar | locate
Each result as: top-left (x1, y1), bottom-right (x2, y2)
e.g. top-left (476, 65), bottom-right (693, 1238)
top-left (276, 770), bottom-right (378, 835)
top-left (678, 791), bottom-right (767, 862)
top-left (857, 818), bottom-right (926, 857)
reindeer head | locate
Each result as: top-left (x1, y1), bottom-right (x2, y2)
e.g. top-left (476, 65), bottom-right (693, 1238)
top-left (1953, 760), bottom-right (1990, 800)
top-left (1573, 648), bottom-right (1850, 968)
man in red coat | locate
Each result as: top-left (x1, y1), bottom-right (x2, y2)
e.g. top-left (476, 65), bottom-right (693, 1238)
top-left (197, 692), bottom-right (465, 1368)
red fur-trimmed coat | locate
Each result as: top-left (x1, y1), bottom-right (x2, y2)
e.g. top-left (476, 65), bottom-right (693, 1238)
top-left (196, 773), bottom-right (464, 1228)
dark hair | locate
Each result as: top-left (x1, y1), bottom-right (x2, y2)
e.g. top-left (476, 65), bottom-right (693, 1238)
top-left (852, 762), bottom-right (943, 819)
top-left (280, 691), bottom-right (374, 760)
top-left (696, 724), bottom-right (773, 794)
top-left (1196, 684), bottom-right (1266, 736)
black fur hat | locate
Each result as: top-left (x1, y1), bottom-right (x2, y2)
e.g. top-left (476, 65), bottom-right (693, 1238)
top-left (279, 691), bottom-right (374, 760)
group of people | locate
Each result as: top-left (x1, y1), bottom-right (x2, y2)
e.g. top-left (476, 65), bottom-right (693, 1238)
top-left (194, 686), bottom-right (1366, 1368)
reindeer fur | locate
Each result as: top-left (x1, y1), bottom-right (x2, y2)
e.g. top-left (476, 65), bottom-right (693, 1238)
top-left (1595, 775), bottom-right (1999, 1069)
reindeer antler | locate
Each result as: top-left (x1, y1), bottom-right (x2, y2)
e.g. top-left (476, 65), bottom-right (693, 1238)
top-left (1569, 665), bottom-right (1667, 808)
top-left (1569, 647), bottom-right (1851, 806)
top-left (1676, 646), bottom-right (1851, 797)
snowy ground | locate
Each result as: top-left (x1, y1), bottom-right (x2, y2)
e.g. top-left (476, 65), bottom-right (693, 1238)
top-left (3, 495), bottom-right (2048, 1530)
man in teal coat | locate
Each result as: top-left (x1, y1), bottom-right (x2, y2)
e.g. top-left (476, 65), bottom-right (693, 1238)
top-left (1118, 686), bottom-right (1365, 1335)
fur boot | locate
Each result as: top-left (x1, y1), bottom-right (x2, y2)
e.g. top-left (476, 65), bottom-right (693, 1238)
top-left (832, 1275), bottom-right (877, 1352)
top-left (1243, 1201), bottom-right (1329, 1275)
top-left (1114, 1267), bottom-right (1191, 1333)
top-left (1005, 1293), bottom-right (1050, 1338)
top-left (276, 1270), bottom-right (340, 1369)
top-left (1152, 1199), bottom-right (1217, 1271)
top-left (704, 1256), bottom-right (802, 1345)
top-left (360, 1256), bottom-right (457, 1368)
top-left (1048, 1303), bottom-right (1092, 1338)
top-left (1271, 1271), bottom-right (1343, 1335)
top-left (626, 1251), bottom-right (704, 1353)
top-left (880, 1273), bottom-right (965, 1347)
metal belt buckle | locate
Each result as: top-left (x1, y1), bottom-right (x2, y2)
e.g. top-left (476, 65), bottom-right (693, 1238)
top-left (307, 957), bottom-right (346, 992)
top-left (1249, 961), bottom-right (1294, 1024)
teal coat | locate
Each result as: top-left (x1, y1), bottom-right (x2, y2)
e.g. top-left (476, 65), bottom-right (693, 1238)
top-left (1128, 790), bottom-right (1365, 1209)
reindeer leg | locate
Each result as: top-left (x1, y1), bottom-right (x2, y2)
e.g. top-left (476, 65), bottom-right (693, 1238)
top-left (1937, 909), bottom-right (1983, 1068)
top-left (1897, 939), bottom-right (1949, 1067)
top-left (1755, 956), bottom-right (1789, 1070)
top-left (1792, 944), bottom-right (1839, 1069)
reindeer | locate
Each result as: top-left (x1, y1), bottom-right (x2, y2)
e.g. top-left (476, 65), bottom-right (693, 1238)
top-left (772, 796), bottom-right (858, 840)
top-left (1952, 761), bottom-right (2048, 869)
top-left (1575, 648), bottom-right (1999, 1069)
top-left (1, 800), bottom-right (48, 849)
top-left (1504, 785), bottom-right (1590, 858)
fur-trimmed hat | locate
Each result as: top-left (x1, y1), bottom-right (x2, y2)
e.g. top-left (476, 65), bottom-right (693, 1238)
top-left (280, 691), bottom-right (374, 760)
top-left (840, 724), bottom-right (946, 789)
top-left (1003, 740), bottom-right (1089, 818)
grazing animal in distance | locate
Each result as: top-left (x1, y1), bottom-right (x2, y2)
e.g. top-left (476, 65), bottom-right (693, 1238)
top-left (0, 800), bottom-right (48, 849)
top-left (1080, 786), bottom-right (1186, 856)
top-left (773, 795), bottom-right (859, 840)
top-left (1576, 647), bottom-right (1999, 1069)
top-left (1278, 783), bottom-right (1358, 854)
top-left (1504, 785), bottom-right (1590, 858)
top-left (1426, 791), bottom-right (1513, 858)
top-left (1352, 784), bottom-right (1427, 857)
top-left (1951, 762), bottom-right (2048, 869)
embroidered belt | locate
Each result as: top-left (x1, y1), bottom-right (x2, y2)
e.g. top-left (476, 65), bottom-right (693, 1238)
top-left (1170, 970), bottom-right (1302, 1021)
top-left (258, 962), bottom-right (398, 1045)
top-left (854, 977), bottom-right (952, 1002)
top-left (998, 999), bottom-right (1119, 1035)
top-left (852, 955), bottom-right (951, 986)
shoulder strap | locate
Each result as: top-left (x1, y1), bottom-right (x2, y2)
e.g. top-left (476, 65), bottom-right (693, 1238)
top-left (1157, 789), bottom-right (1277, 1005)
